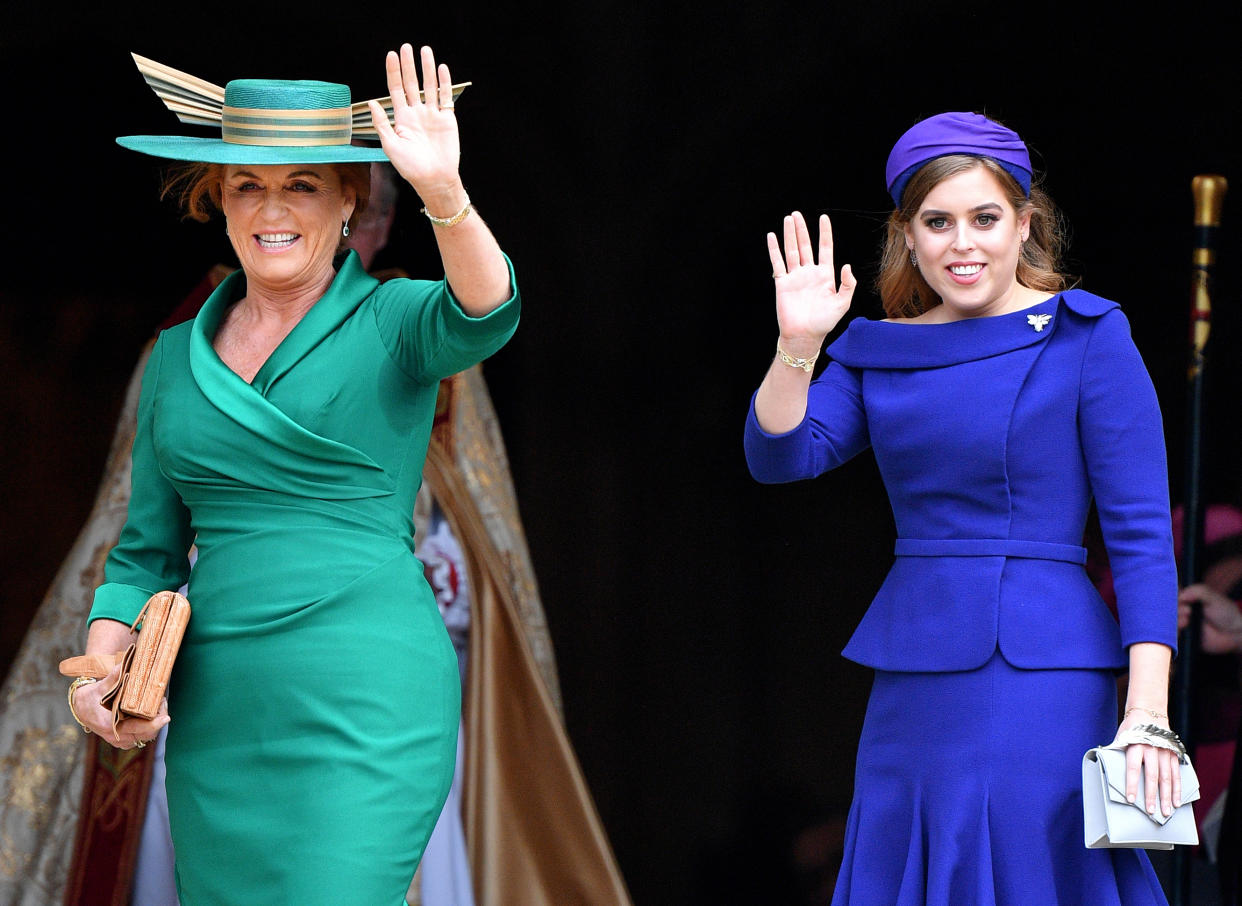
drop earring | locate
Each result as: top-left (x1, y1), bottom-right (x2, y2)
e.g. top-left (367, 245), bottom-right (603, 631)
top-left (909, 249), bottom-right (918, 268)
top-left (341, 222), bottom-right (350, 238)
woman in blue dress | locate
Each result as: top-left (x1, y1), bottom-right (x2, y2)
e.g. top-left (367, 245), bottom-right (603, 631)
top-left (744, 112), bottom-right (1183, 904)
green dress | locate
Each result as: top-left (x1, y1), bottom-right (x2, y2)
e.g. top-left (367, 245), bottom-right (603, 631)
top-left (89, 251), bottom-right (520, 905)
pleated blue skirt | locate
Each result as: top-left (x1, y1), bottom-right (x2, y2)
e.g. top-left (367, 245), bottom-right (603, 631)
top-left (832, 652), bottom-right (1168, 906)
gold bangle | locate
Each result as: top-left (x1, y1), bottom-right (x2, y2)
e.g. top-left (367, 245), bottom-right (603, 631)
top-left (776, 343), bottom-right (819, 373)
top-left (67, 676), bottom-right (98, 734)
top-left (1124, 706), bottom-right (1168, 721)
top-left (421, 196), bottom-right (472, 228)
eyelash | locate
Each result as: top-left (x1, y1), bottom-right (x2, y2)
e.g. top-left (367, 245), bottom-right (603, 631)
top-left (231, 181), bottom-right (319, 193)
top-left (923, 214), bottom-right (999, 229)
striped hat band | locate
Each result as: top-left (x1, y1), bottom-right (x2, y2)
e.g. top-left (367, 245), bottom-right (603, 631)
top-left (220, 79), bottom-right (353, 147)
top-left (221, 105), bottom-right (353, 146)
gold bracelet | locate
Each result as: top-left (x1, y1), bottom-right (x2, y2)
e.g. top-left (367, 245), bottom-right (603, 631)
top-left (1124, 706), bottom-right (1168, 721)
top-left (776, 343), bottom-right (819, 373)
top-left (67, 676), bottom-right (98, 734)
top-left (421, 196), bottom-right (472, 228)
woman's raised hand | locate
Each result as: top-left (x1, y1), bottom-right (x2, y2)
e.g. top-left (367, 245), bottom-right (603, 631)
top-left (753, 212), bottom-right (856, 435)
top-left (767, 212), bottom-right (857, 350)
top-left (368, 44), bottom-right (462, 201)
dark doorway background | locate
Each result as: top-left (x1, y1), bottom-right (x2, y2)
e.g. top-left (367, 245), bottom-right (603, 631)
top-left (3, 3), bottom-right (1241, 902)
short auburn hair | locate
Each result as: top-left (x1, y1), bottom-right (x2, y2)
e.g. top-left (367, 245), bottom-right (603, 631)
top-left (875, 155), bottom-right (1069, 319)
top-left (161, 162), bottom-right (372, 241)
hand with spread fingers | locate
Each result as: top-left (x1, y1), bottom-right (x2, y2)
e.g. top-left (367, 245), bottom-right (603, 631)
top-left (366, 42), bottom-right (509, 311)
top-left (754, 211), bottom-right (857, 435)
top-left (767, 211), bottom-right (857, 350)
top-left (368, 44), bottom-right (463, 209)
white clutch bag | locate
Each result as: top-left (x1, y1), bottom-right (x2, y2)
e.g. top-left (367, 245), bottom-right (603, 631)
top-left (1082, 735), bottom-right (1200, 850)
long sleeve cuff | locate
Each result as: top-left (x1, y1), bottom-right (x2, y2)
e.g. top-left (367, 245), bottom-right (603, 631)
top-left (442, 253), bottom-right (521, 342)
top-left (743, 392), bottom-right (815, 484)
top-left (89, 582), bottom-right (159, 628)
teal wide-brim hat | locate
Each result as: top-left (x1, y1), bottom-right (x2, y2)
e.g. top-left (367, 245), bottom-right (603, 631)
top-left (116, 54), bottom-right (469, 165)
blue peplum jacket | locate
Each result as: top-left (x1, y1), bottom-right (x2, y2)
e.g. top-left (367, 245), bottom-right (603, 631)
top-left (745, 290), bottom-right (1179, 673)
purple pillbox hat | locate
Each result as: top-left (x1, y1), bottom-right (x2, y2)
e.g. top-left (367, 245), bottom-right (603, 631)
top-left (885, 112), bottom-right (1032, 206)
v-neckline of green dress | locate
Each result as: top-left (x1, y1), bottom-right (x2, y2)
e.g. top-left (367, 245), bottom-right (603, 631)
top-left (188, 251), bottom-right (391, 490)
top-left (199, 251), bottom-right (379, 392)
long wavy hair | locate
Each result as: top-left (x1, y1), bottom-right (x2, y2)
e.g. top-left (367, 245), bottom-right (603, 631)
top-left (876, 155), bottom-right (1069, 319)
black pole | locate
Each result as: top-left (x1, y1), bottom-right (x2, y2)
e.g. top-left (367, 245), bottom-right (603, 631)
top-left (1173, 349), bottom-right (1204, 906)
top-left (1171, 174), bottom-right (1227, 906)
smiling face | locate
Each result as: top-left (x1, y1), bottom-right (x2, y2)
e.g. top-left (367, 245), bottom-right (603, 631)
top-left (220, 164), bottom-right (356, 294)
top-left (903, 164), bottom-right (1031, 319)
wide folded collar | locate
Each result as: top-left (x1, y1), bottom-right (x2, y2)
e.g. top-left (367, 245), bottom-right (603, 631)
top-left (826, 289), bottom-right (1118, 369)
top-left (192, 251), bottom-right (379, 393)
top-left (186, 251), bottom-right (392, 498)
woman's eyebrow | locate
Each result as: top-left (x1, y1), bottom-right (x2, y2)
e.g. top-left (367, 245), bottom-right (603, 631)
top-left (920, 202), bottom-right (1004, 216)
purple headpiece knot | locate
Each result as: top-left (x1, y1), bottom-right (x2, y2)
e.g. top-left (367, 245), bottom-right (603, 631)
top-left (885, 112), bottom-right (1032, 207)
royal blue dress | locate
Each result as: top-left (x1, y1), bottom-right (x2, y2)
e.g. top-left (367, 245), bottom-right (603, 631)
top-left (745, 291), bottom-right (1178, 905)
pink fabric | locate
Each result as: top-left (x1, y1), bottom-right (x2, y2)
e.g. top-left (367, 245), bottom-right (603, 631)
top-left (1172, 503), bottom-right (1242, 558)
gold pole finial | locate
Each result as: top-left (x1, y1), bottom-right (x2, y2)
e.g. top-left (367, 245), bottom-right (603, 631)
top-left (1193, 174), bottom-right (1228, 228)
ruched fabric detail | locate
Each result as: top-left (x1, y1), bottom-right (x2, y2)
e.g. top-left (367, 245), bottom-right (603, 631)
top-left (90, 251), bottom-right (519, 904)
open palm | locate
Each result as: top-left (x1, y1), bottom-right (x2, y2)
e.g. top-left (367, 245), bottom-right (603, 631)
top-left (368, 44), bottom-right (461, 194)
top-left (768, 211), bottom-right (856, 342)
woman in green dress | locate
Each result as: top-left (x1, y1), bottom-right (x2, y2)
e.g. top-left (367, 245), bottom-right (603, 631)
top-left (65, 44), bottom-right (518, 905)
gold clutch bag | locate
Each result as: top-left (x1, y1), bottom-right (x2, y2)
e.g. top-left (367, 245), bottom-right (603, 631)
top-left (60, 590), bottom-right (190, 734)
